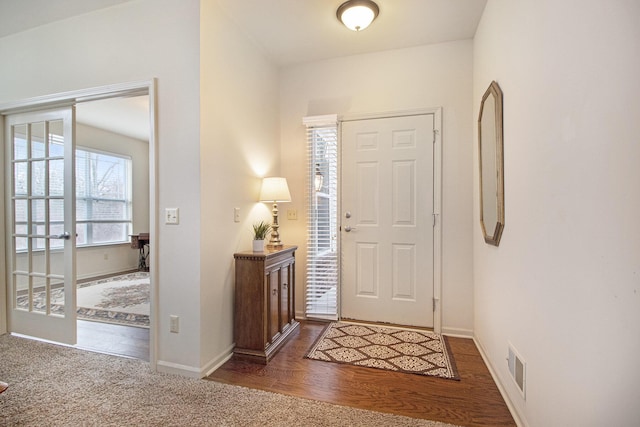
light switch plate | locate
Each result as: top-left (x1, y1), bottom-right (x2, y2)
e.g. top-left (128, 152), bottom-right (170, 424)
top-left (165, 208), bottom-right (179, 224)
top-left (170, 315), bottom-right (179, 333)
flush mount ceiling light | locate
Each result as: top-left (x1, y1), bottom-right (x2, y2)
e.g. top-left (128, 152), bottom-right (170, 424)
top-left (337, 0), bottom-right (379, 31)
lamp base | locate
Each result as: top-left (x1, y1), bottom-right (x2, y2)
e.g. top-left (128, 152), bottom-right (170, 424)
top-left (268, 202), bottom-right (285, 249)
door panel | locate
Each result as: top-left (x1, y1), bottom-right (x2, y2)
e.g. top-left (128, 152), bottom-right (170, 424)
top-left (341, 114), bottom-right (434, 327)
top-left (268, 269), bottom-right (280, 343)
top-left (6, 107), bottom-right (76, 344)
top-left (356, 243), bottom-right (378, 297)
top-left (280, 264), bottom-right (290, 329)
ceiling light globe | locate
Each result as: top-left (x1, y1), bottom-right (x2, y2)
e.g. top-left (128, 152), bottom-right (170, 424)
top-left (337, 0), bottom-right (379, 32)
top-left (341, 6), bottom-right (374, 31)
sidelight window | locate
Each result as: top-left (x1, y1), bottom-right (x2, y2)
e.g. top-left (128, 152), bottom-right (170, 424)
top-left (304, 115), bottom-right (338, 319)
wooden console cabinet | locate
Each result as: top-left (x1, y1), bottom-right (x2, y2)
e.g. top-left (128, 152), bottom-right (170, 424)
top-left (233, 245), bottom-right (299, 363)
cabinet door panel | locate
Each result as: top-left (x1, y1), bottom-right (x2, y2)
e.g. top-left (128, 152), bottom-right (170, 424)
top-left (268, 269), bottom-right (280, 343)
top-left (281, 264), bottom-right (290, 328)
top-left (288, 259), bottom-right (295, 324)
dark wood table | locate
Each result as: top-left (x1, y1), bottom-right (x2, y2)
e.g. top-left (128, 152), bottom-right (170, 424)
top-left (130, 233), bottom-right (150, 271)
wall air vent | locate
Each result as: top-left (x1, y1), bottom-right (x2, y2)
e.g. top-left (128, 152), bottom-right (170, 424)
top-left (507, 343), bottom-right (526, 399)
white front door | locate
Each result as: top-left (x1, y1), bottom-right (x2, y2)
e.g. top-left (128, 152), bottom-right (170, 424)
top-left (341, 114), bottom-right (435, 328)
top-left (6, 107), bottom-right (77, 344)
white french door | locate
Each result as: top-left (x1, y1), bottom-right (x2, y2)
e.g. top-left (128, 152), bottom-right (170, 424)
top-left (6, 107), bottom-right (77, 344)
top-left (341, 113), bottom-right (435, 328)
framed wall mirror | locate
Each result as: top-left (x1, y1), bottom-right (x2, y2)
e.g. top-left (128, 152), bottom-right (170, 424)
top-left (478, 80), bottom-right (504, 246)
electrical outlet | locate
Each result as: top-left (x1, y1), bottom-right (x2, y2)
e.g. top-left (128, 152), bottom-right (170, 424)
top-left (165, 208), bottom-right (179, 224)
top-left (287, 209), bottom-right (298, 220)
top-left (170, 315), bottom-right (179, 333)
top-left (234, 207), bottom-right (240, 223)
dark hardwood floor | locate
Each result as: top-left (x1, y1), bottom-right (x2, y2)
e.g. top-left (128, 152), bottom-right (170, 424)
top-left (76, 320), bottom-right (149, 361)
top-left (207, 320), bottom-right (515, 427)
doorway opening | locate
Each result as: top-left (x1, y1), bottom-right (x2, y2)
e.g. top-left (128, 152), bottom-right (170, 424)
top-left (1, 80), bottom-right (157, 364)
top-left (73, 95), bottom-right (151, 360)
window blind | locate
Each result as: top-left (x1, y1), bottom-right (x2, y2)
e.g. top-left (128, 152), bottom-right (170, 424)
top-left (304, 115), bottom-right (338, 319)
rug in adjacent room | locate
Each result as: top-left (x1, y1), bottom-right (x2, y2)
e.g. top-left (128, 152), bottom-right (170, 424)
top-left (306, 322), bottom-right (459, 380)
top-left (16, 272), bottom-right (150, 328)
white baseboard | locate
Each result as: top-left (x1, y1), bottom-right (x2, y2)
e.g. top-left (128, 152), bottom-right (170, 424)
top-left (77, 266), bottom-right (139, 281)
top-left (202, 343), bottom-right (235, 377)
top-left (156, 360), bottom-right (202, 379)
top-left (473, 336), bottom-right (528, 427)
top-left (441, 327), bottom-right (474, 338)
top-left (157, 342), bottom-right (235, 379)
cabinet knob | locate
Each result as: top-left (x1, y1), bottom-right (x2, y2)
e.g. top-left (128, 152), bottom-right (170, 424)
top-left (283, 283), bottom-right (288, 288)
top-left (272, 289), bottom-right (277, 295)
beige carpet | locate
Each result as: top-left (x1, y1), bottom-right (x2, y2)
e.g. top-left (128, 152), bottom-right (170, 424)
top-left (306, 322), bottom-right (459, 380)
top-left (0, 334), bottom-right (461, 427)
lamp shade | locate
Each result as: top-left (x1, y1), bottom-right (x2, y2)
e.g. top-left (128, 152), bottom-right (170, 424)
top-left (337, 0), bottom-right (379, 31)
top-left (259, 177), bottom-right (291, 202)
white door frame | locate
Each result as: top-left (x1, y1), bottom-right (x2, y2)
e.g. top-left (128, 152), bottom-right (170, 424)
top-left (339, 107), bottom-right (442, 333)
top-left (0, 79), bottom-right (159, 367)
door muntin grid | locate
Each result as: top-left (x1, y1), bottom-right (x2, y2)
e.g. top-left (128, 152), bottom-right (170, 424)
top-left (12, 119), bottom-right (67, 316)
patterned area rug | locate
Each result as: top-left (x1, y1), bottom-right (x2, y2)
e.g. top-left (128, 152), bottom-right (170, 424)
top-left (16, 272), bottom-right (150, 328)
top-left (306, 322), bottom-right (459, 380)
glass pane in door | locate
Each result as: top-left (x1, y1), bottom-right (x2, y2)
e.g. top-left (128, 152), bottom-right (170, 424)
top-left (11, 120), bottom-right (65, 316)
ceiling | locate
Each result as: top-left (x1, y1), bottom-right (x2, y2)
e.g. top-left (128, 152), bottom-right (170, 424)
top-left (0, 0), bottom-right (133, 38)
top-left (76, 96), bottom-right (150, 141)
top-left (0, 0), bottom-right (487, 66)
top-left (0, 0), bottom-right (487, 139)
top-left (217, 0), bottom-right (487, 66)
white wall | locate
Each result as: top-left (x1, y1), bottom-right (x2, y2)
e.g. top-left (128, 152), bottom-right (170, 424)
top-left (280, 40), bottom-right (475, 334)
top-left (199, 1), bottom-right (280, 371)
top-left (473, 1), bottom-right (640, 425)
top-left (0, 0), bottom-right (204, 373)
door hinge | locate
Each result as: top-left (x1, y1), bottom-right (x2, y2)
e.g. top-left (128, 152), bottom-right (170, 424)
top-left (433, 298), bottom-right (437, 311)
top-left (432, 213), bottom-right (438, 227)
top-left (433, 129), bottom-right (439, 144)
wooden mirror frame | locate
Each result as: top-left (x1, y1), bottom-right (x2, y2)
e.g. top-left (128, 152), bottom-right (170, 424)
top-left (478, 81), bottom-right (504, 246)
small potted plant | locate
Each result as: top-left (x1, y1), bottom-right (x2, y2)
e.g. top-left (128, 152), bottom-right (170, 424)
top-left (252, 221), bottom-right (271, 252)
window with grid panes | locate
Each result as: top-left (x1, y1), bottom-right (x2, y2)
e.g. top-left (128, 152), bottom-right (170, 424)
top-left (13, 135), bottom-right (132, 250)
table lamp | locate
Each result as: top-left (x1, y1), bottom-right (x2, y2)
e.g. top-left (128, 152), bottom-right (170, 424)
top-left (259, 177), bottom-right (291, 248)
